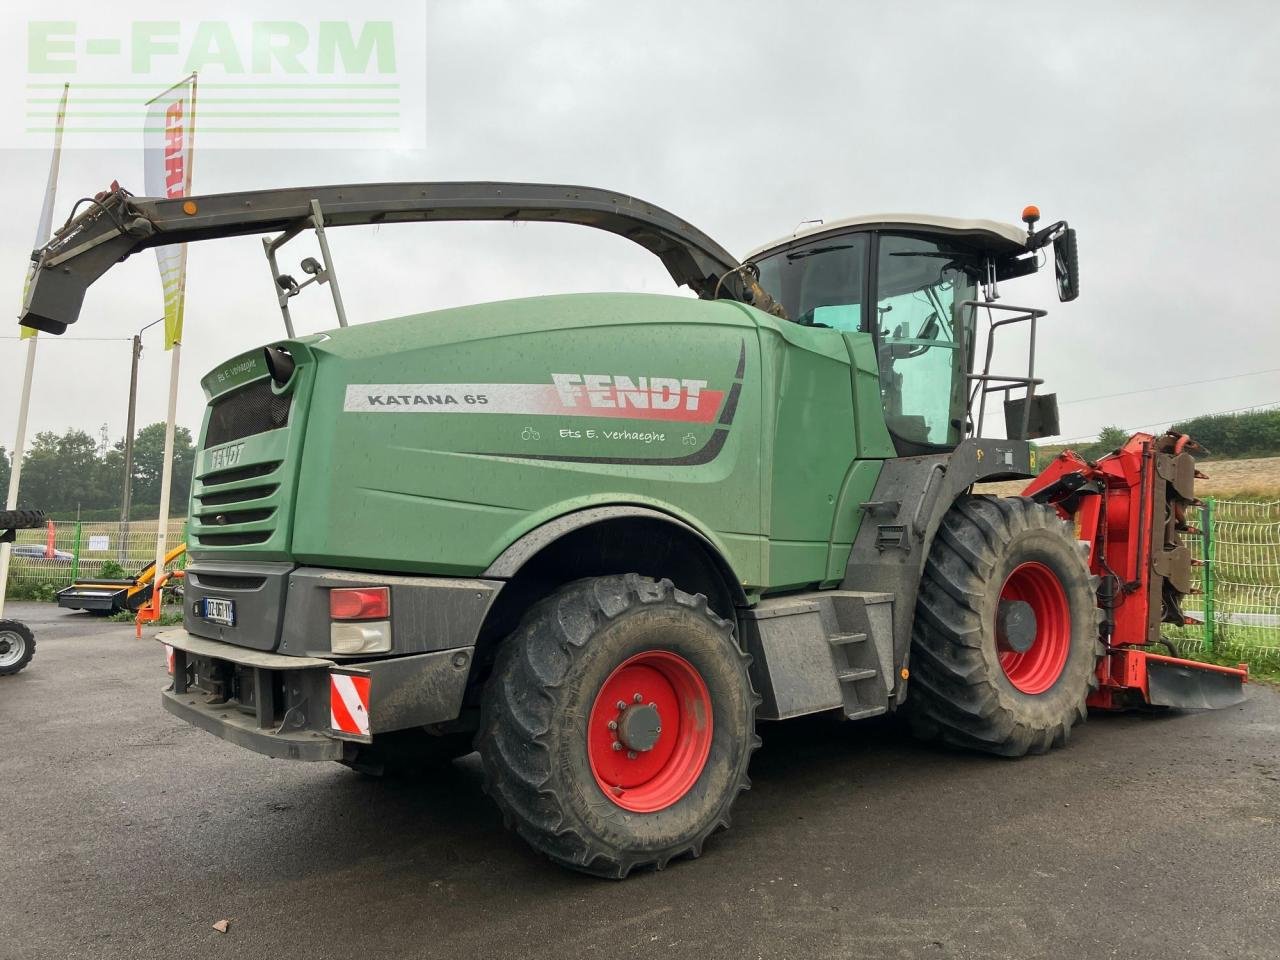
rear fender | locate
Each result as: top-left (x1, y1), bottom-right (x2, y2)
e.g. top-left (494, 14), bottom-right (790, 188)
top-left (472, 505), bottom-right (748, 690)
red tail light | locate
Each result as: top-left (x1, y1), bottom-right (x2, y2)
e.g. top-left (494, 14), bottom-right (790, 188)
top-left (329, 587), bottom-right (390, 621)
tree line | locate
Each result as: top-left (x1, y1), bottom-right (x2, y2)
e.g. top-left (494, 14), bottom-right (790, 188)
top-left (1046, 409), bottom-right (1280, 465)
top-left (1170, 408), bottom-right (1280, 460)
top-left (0, 423), bottom-right (195, 519)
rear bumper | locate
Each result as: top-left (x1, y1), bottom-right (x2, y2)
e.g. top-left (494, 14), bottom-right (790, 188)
top-left (158, 626), bottom-right (477, 760)
top-left (162, 688), bottom-right (345, 761)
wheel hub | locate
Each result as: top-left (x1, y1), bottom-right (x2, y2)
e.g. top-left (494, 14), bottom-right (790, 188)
top-left (996, 599), bottom-right (1037, 654)
top-left (617, 701), bottom-right (662, 753)
top-left (0, 631), bottom-right (24, 669)
top-left (586, 650), bottom-right (714, 813)
top-left (997, 561), bottom-right (1071, 695)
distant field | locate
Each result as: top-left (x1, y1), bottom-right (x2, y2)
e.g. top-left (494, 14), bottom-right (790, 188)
top-left (1193, 457), bottom-right (1280, 496)
top-left (979, 455), bottom-right (1280, 497)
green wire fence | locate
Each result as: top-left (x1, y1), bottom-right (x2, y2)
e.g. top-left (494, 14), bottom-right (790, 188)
top-left (1169, 498), bottom-right (1280, 664)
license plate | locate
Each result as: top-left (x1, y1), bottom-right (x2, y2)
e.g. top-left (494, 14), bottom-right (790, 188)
top-left (200, 597), bottom-right (236, 626)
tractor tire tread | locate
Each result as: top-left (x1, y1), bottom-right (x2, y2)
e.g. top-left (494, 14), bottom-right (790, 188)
top-left (478, 574), bottom-right (759, 878)
top-left (907, 495), bottom-right (1104, 758)
top-left (0, 619), bottom-right (36, 676)
top-left (0, 509), bottom-right (46, 532)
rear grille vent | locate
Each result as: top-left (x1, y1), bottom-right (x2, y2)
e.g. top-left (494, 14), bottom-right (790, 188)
top-left (196, 507), bottom-right (276, 526)
top-left (196, 484), bottom-right (278, 506)
top-left (194, 531), bottom-right (273, 547)
top-left (205, 379), bottom-right (292, 448)
top-left (189, 572), bottom-right (268, 591)
top-left (201, 462), bottom-right (281, 487)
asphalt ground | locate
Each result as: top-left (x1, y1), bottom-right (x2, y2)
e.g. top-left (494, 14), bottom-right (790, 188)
top-left (2, 601), bottom-right (1278, 960)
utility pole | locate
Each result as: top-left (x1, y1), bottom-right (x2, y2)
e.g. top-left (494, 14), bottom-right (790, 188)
top-left (120, 334), bottom-right (142, 524)
top-left (120, 318), bottom-right (163, 560)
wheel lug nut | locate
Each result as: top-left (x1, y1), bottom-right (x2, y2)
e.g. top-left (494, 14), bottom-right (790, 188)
top-left (616, 700), bottom-right (627, 711)
top-left (607, 720), bottom-right (618, 731)
top-left (612, 741), bottom-right (622, 751)
top-left (627, 750), bottom-right (637, 760)
top-left (655, 727), bottom-right (661, 735)
top-left (633, 693), bottom-right (643, 703)
top-left (648, 701), bottom-right (656, 708)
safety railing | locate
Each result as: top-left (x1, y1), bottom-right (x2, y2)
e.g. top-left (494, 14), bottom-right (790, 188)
top-left (962, 300), bottom-right (1047, 439)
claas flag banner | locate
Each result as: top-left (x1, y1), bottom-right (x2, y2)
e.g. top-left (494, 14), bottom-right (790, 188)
top-left (143, 76), bottom-right (196, 349)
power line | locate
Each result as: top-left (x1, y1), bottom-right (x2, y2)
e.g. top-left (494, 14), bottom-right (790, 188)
top-left (1059, 368), bottom-right (1280, 406)
top-left (1059, 399), bottom-right (1280, 445)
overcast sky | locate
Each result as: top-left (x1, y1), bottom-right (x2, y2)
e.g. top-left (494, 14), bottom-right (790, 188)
top-left (2, 0), bottom-right (1277, 456)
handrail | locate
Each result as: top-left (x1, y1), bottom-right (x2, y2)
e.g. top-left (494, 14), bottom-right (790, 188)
top-left (960, 300), bottom-right (1048, 439)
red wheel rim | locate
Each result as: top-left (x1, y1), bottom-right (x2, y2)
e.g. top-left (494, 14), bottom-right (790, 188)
top-left (997, 561), bottom-right (1071, 695)
top-left (587, 650), bottom-right (713, 813)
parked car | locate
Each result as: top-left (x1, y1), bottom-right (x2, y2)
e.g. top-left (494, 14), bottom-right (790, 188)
top-left (10, 545), bottom-right (73, 563)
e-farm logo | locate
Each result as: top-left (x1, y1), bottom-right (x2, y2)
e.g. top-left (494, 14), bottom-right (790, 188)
top-left (7, 4), bottom-right (425, 149)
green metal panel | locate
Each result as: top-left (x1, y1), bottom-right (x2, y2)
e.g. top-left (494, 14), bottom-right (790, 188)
top-left (824, 459), bottom-right (884, 584)
top-left (288, 294), bottom-right (766, 583)
top-left (845, 333), bottom-right (896, 459)
top-left (188, 345), bottom-right (317, 562)
top-left (754, 321), bottom-right (859, 592)
top-left (188, 291), bottom-right (903, 597)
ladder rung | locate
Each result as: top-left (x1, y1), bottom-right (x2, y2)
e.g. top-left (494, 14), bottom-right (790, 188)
top-left (828, 632), bottom-right (867, 646)
top-left (837, 667), bottom-right (877, 683)
top-left (844, 705), bottom-right (888, 721)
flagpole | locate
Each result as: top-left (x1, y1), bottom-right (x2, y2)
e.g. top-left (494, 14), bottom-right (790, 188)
top-left (0, 82), bottom-right (69, 620)
top-left (151, 72), bottom-right (197, 592)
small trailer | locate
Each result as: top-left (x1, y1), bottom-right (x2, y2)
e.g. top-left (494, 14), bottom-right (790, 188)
top-left (57, 543), bottom-right (186, 616)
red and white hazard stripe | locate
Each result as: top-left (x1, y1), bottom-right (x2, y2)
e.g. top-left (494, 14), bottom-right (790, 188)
top-left (330, 673), bottom-right (371, 736)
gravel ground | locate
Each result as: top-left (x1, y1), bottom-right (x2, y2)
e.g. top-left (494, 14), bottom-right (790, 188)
top-left (2, 601), bottom-right (1278, 960)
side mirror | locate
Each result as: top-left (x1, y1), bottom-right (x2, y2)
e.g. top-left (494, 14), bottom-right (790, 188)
top-left (1053, 228), bottom-right (1079, 302)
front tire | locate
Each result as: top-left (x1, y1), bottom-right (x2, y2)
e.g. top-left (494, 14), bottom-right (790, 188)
top-left (906, 496), bottom-right (1102, 757)
top-left (479, 575), bottom-right (758, 878)
top-left (0, 620), bottom-right (35, 676)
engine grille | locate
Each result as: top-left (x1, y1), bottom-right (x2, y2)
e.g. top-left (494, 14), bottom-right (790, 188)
top-left (205, 379), bottom-right (291, 448)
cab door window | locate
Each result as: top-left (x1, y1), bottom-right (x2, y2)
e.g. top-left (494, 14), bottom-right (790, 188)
top-left (874, 234), bottom-right (976, 448)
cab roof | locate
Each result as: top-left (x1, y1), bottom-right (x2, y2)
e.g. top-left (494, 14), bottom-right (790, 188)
top-left (746, 213), bottom-right (1030, 262)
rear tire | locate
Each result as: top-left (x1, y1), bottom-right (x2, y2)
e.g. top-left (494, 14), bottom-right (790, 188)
top-left (0, 620), bottom-right (35, 676)
top-left (479, 574), bottom-right (759, 878)
top-left (906, 496), bottom-right (1102, 757)
top-left (0, 509), bottom-right (45, 531)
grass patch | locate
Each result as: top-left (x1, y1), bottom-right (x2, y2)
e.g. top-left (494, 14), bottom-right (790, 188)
top-left (1166, 639), bottom-right (1280, 686)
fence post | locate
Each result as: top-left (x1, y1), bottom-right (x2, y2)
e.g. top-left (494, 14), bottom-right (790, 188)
top-left (71, 519), bottom-right (82, 581)
top-left (1202, 496), bottom-right (1215, 654)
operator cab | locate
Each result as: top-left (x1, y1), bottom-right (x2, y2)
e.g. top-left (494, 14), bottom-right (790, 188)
top-left (748, 210), bottom-right (1078, 456)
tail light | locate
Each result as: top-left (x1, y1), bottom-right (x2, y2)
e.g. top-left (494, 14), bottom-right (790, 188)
top-left (329, 587), bottom-right (391, 654)
top-left (329, 587), bottom-right (389, 621)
